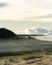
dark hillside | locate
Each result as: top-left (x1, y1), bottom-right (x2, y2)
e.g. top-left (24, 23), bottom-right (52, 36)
top-left (0, 28), bottom-right (16, 39)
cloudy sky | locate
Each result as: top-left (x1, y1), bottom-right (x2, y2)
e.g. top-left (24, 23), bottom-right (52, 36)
top-left (0, 0), bottom-right (52, 33)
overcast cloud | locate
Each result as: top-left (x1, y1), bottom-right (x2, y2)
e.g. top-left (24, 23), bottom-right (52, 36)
top-left (0, 3), bottom-right (8, 7)
top-left (0, 0), bottom-right (52, 21)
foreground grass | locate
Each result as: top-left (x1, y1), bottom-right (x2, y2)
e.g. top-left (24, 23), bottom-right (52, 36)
top-left (0, 51), bottom-right (52, 65)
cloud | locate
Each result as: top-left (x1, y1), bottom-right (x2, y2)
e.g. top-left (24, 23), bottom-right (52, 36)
top-left (24, 27), bottom-right (49, 35)
top-left (0, 0), bottom-right (52, 21)
top-left (24, 14), bottom-right (52, 22)
top-left (35, 14), bottom-right (52, 19)
top-left (24, 27), bottom-right (52, 35)
top-left (0, 3), bottom-right (8, 7)
top-left (27, 14), bottom-right (52, 19)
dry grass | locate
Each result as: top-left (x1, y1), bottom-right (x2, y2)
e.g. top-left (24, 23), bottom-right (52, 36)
top-left (0, 52), bottom-right (52, 65)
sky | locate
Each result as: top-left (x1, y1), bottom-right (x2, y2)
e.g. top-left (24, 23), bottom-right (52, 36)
top-left (0, 0), bottom-right (52, 33)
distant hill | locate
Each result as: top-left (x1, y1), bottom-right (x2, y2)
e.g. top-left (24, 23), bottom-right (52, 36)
top-left (0, 28), bottom-right (16, 39)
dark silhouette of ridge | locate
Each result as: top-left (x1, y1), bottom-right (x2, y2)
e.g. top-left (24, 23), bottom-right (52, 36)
top-left (0, 28), bottom-right (16, 39)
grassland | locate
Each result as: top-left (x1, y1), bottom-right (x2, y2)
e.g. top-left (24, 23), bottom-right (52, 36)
top-left (0, 51), bottom-right (52, 65)
top-left (0, 37), bottom-right (52, 65)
